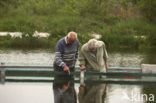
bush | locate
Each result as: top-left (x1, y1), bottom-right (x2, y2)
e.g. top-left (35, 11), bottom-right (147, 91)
top-left (100, 19), bottom-right (152, 49)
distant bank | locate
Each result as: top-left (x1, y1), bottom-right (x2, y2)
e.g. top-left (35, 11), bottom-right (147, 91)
top-left (0, 31), bottom-right (50, 38)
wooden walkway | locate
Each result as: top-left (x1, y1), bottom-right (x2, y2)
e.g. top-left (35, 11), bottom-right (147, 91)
top-left (0, 64), bottom-right (156, 84)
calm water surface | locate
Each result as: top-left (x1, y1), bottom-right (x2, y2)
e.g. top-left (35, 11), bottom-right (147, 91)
top-left (0, 48), bottom-right (156, 103)
top-left (1, 48), bottom-right (155, 66)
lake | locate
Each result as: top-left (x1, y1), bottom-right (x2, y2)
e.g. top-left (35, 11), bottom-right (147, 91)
top-left (0, 48), bottom-right (156, 103)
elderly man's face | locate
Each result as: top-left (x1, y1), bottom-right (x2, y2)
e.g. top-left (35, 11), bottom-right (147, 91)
top-left (67, 33), bottom-right (77, 44)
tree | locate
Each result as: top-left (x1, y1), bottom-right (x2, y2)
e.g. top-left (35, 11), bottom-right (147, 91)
top-left (138, 0), bottom-right (156, 22)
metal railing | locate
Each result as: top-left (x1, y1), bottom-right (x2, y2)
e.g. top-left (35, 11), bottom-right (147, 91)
top-left (1, 63), bottom-right (156, 84)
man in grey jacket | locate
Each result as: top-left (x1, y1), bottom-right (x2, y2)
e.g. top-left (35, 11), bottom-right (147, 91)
top-left (79, 39), bottom-right (108, 72)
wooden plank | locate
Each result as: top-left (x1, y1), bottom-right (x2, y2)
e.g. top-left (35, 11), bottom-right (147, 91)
top-left (108, 67), bottom-right (141, 71)
top-left (0, 65), bottom-right (53, 68)
top-left (142, 64), bottom-right (156, 73)
top-left (0, 65), bottom-right (141, 71)
top-left (4, 76), bottom-right (156, 84)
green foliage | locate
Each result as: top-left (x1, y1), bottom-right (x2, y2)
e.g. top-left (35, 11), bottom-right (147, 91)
top-left (47, 15), bottom-right (80, 37)
top-left (100, 19), bottom-right (155, 49)
top-left (10, 37), bottom-right (49, 48)
top-left (0, 36), bottom-right (51, 48)
top-left (138, 0), bottom-right (156, 22)
top-left (0, 35), bottom-right (12, 47)
top-left (147, 33), bottom-right (156, 46)
top-left (0, 0), bottom-right (156, 49)
top-left (78, 32), bottom-right (93, 46)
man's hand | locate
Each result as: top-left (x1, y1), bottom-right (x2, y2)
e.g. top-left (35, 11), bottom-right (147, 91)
top-left (63, 82), bottom-right (70, 91)
top-left (80, 64), bottom-right (85, 71)
top-left (79, 85), bottom-right (85, 90)
top-left (63, 65), bottom-right (70, 75)
top-left (106, 65), bottom-right (108, 71)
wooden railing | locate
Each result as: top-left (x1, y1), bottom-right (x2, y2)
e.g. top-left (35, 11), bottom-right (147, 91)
top-left (1, 63), bottom-right (156, 84)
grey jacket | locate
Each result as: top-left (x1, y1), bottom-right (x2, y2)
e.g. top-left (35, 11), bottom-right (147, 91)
top-left (79, 41), bottom-right (108, 72)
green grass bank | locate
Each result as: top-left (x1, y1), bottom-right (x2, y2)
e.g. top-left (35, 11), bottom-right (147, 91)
top-left (0, 0), bottom-right (156, 49)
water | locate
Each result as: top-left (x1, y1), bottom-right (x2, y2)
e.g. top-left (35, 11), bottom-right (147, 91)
top-left (0, 48), bottom-right (156, 103)
top-left (0, 48), bottom-right (153, 66)
top-left (0, 49), bottom-right (54, 65)
top-left (1, 82), bottom-right (155, 103)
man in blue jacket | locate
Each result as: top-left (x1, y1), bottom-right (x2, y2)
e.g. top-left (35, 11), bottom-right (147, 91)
top-left (53, 31), bottom-right (79, 78)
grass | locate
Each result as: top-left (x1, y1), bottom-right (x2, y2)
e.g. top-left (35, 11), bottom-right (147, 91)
top-left (0, 18), bottom-right (156, 50)
top-left (100, 19), bottom-right (156, 49)
top-left (0, 35), bottom-right (50, 49)
top-left (0, 0), bottom-right (156, 50)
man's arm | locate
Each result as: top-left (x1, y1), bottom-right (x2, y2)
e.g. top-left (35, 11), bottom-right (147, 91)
top-left (103, 43), bottom-right (108, 70)
top-left (79, 48), bottom-right (86, 70)
top-left (74, 40), bottom-right (79, 66)
top-left (104, 60), bottom-right (108, 71)
top-left (54, 42), bottom-right (66, 68)
top-left (54, 42), bottom-right (70, 75)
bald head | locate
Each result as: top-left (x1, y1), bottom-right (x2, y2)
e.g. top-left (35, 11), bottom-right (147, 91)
top-left (88, 39), bottom-right (98, 51)
top-left (67, 31), bottom-right (77, 44)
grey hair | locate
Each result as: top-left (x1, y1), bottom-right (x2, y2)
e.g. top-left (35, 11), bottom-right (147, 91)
top-left (67, 31), bottom-right (77, 38)
top-left (88, 39), bottom-right (98, 50)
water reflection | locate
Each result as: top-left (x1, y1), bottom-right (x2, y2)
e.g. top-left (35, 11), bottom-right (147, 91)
top-left (0, 81), bottom-right (156, 103)
top-left (107, 84), bottom-right (143, 103)
top-left (0, 49), bottom-right (54, 65)
top-left (78, 84), bottom-right (107, 103)
top-left (0, 82), bottom-right (54, 103)
top-left (0, 48), bottom-right (156, 66)
top-left (142, 85), bottom-right (156, 103)
top-left (0, 48), bottom-right (156, 103)
top-left (53, 78), bottom-right (77, 103)
top-left (78, 83), bottom-right (146, 103)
